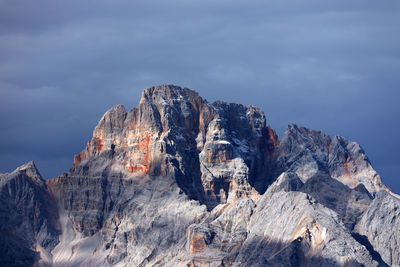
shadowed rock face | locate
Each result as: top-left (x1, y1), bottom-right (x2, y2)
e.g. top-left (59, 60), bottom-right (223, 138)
top-left (68, 85), bottom-right (278, 213)
top-left (2, 85), bottom-right (399, 267)
top-left (0, 162), bottom-right (59, 267)
top-left (355, 191), bottom-right (400, 266)
top-left (274, 124), bottom-right (388, 196)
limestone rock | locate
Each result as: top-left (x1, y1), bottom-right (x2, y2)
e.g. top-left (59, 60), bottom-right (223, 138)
top-left (70, 85), bottom-right (278, 213)
top-left (0, 161), bottom-right (59, 267)
top-left (233, 189), bottom-right (377, 267)
top-left (2, 85), bottom-right (398, 267)
top-left (356, 191), bottom-right (400, 266)
top-left (275, 124), bottom-right (388, 196)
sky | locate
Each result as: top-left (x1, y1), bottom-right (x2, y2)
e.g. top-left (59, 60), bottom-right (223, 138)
top-left (0, 0), bottom-right (399, 193)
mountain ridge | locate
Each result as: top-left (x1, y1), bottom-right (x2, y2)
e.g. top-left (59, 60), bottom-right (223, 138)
top-left (1, 84), bottom-right (399, 267)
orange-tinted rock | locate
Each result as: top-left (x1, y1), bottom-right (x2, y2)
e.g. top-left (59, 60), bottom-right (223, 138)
top-left (3, 85), bottom-right (395, 266)
top-left (190, 233), bottom-right (207, 253)
top-left (65, 84), bottom-right (280, 233)
top-left (205, 146), bottom-right (232, 164)
top-left (73, 152), bottom-right (86, 165)
top-left (95, 138), bottom-right (103, 152)
top-left (187, 225), bottom-right (215, 255)
top-left (266, 126), bottom-right (279, 152)
top-left (124, 134), bottom-right (152, 174)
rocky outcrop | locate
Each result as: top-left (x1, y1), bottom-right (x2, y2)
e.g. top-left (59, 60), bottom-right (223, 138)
top-left (0, 162), bottom-right (59, 267)
top-left (69, 85), bottom-right (278, 213)
top-left (355, 191), bottom-right (400, 266)
top-left (2, 85), bottom-right (399, 266)
top-left (274, 124), bottom-right (388, 196)
top-left (234, 189), bottom-right (376, 267)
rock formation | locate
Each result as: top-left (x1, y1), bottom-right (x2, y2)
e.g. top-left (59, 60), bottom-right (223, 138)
top-left (0, 162), bottom-right (59, 267)
top-left (1, 85), bottom-right (398, 266)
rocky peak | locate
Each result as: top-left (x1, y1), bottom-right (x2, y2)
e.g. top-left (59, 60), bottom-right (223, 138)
top-left (14, 160), bottom-right (42, 179)
top-left (0, 162), bottom-right (59, 267)
top-left (0, 161), bottom-right (45, 188)
top-left (68, 85), bottom-right (279, 219)
top-left (275, 123), bottom-right (388, 196)
top-left (140, 85), bottom-right (203, 107)
top-left (94, 104), bottom-right (127, 135)
top-left (279, 124), bottom-right (331, 156)
top-left (3, 85), bottom-right (400, 267)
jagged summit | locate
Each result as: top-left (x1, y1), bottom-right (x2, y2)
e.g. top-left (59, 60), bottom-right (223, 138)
top-left (140, 84), bottom-right (204, 104)
top-left (14, 160), bottom-right (37, 171)
top-left (0, 161), bottom-right (59, 267)
top-left (275, 123), bottom-right (388, 196)
top-left (13, 160), bottom-right (43, 182)
top-left (71, 84), bottom-right (279, 210)
top-left (1, 85), bottom-right (399, 267)
top-left (0, 160), bottom-right (44, 187)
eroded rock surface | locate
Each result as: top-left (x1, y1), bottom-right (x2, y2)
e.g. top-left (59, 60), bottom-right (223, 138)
top-left (2, 85), bottom-right (399, 267)
top-left (274, 124), bottom-right (388, 196)
top-left (0, 162), bottom-right (59, 267)
top-left (355, 191), bottom-right (400, 266)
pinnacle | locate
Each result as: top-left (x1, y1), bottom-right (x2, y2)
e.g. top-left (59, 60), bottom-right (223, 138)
top-left (15, 160), bottom-right (37, 172)
top-left (140, 84), bottom-right (202, 105)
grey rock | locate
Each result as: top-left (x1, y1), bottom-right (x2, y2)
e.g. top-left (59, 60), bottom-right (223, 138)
top-left (274, 124), bottom-right (388, 196)
top-left (300, 171), bottom-right (372, 230)
top-left (232, 187), bottom-right (377, 267)
top-left (356, 191), bottom-right (400, 266)
top-left (0, 161), bottom-right (59, 267)
top-left (2, 85), bottom-right (398, 267)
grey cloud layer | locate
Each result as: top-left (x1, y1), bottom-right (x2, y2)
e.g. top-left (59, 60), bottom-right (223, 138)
top-left (0, 0), bottom-right (399, 192)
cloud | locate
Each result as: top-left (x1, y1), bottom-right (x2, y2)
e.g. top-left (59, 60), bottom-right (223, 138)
top-left (206, 65), bottom-right (254, 84)
top-left (0, 0), bottom-right (399, 192)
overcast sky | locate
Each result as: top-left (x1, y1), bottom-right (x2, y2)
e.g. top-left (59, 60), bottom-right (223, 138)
top-left (0, 0), bottom-right (399, 193)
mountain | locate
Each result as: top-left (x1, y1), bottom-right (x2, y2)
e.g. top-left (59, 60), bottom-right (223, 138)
top-left (1, 85), bottom-right (399, 266)
top-left (0, 162), bottom-right (59, 266)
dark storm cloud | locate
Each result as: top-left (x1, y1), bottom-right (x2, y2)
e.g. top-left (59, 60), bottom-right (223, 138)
top-left (0, 0), bottom-right (399, 192)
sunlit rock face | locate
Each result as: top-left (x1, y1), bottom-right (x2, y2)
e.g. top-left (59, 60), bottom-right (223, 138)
top-left (69, 85), bottom-right (278, 212)
top-left (2, 85), bottom-right (399, 267)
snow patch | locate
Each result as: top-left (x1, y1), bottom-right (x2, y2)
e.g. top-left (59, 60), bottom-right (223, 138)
top-left (214, 140), bottom-right (231, 145)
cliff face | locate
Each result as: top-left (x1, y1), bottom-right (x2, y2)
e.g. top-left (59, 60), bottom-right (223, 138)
top-left (2, 85), bottom-right (398, 267)
top-left (0, 162), bottom-right (59, 267)
top-left (274, 124), bottom-right (387, 196)
top-left (67, 85), bottom-right (278, 213)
